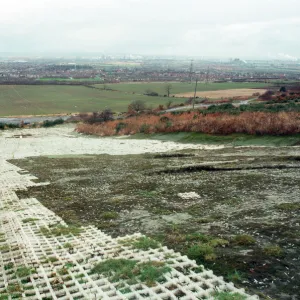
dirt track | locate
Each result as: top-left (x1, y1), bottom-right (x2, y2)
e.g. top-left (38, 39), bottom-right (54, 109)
top-left (175, 89), bottom-right (266, 99)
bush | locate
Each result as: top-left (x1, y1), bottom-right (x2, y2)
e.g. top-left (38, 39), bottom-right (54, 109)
top-left (0, 123), bottom-right (4, 130)
top-left (115, 122), bottom-right (127, 133)
top-left (139, 123), bottom-right (151, 133)
top-left (42, 118), bottom-right (64, 127)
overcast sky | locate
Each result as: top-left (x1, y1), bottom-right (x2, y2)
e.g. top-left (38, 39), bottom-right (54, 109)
top-left (1, 0), bottom-right (299, 59)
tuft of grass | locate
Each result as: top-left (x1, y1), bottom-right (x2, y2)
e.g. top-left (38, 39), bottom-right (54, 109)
top-left (4, 262), bottom-right (14, 270)
top-left (15, 266), bottom-right (35, 278)
top-left (40, 225), bottom-right (82, 237)
top-left (209, 238), bottom-right (229, 247)
top-left (0, 244), bottom-right (10, 252)
top-left (132, 237), bottom-right (160, 251)
top-left (263, 245), bottom-right (283, 257)
top-left (44, 256), bottom-right (59, 263)
top-left (212, 291), bottom-right (247, 300)
top-left (91, 259), bottom-right (171, 286)
top-left (63, 243), bottom-right (73, 249)
top-left (276, 202), bottom-right (300, 211)
top-left (226, 270), bottom-right (245, 283)
top-left (187, 244), bottom-right (216, 261)
top-left (6, 283), bottom-right (23, 294)
top-left (101, 211), bottom-right (119, 220)
top-left (233, 234), bottom-right (256, 246)
top-left (22, 218), bottom-right (39, 224)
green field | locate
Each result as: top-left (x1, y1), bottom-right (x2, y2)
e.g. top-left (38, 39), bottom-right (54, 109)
top-left (39, 78), bottom-right (104, 82)
top-left (95, 82), bottom-right (268, 95)
top-left (0, 85), bottom-right (183, 116)
top-left (0, 82), bottom-right (269, 116)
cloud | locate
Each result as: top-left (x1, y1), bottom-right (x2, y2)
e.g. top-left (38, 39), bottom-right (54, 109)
top-left (1, 0), bottom-right (300, 58)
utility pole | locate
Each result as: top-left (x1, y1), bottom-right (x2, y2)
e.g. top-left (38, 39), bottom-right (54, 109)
top-left (189, 60), bottom-right (194, 84)
top-left (193, 77), bottom-right (198, 110)
top-left (205, 66), bottom-right (210, 85)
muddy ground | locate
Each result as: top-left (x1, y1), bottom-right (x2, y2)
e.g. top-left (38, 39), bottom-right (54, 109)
top-left (11, 146), bottom-right (300, 299)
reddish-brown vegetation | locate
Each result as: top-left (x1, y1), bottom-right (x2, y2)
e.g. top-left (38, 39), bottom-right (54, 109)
top-left (76, 111), bottom-right (300, 136)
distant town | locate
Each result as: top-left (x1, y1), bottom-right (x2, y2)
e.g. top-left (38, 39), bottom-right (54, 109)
top-left (0, 55), bottom-right (300, 85)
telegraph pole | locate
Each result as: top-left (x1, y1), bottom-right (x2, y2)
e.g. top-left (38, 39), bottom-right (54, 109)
top-left (193, 77), bottom-right (198, 110)
top-left (189, 60), bottom-right (194, 84)
top-left (205, 66), bottom-right (210, 85)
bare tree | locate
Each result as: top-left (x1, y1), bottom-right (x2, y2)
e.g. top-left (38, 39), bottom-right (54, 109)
top-left (165, 83), bottom-right (173, 97)
top-left (128, 100), bottom-right (146, 113)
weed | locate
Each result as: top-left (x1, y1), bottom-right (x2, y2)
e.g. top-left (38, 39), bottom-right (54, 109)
top-left (263, 245), bottom-right (283, 257)
top-left (138, 261), bottom-right (171, 286)
top-left (131, 237), bottom-right (160, 251)
top-left (119, 287), bottom-right (132, 294)
top-left (40, 225), bottom-right (82, 237)
top-left (212, 291), bottom-right (247, 300)
top-left (4, 262), bottom-right (14, 270)
top-left (91, 259), bottom-right (171, 286)
top-left (6, 283), bottom-right (23, 294)
top-left (0, 244), bottom-right (9, 252)
top-left (63, 243), bottom-right (73, 249)
top-left (227, 270), bottom-right (244, 282)
top-left (91, 258), bottom-right (138, 281)
top-left (22, 218), bottom-right (39, 224)
top-left (16, 266), bottom-right (35, 278)
top-left (137, 190), bottom-right (157, 198)
top-left (233, 235), bottom-right (256, 246)
top-left (58, 267), bottom-right (68, 276)
top-left (187, 244), bottom-right (216, 261)
top-left (185, 233), bottom-right (211, 243)
top-left (43, 256), bottom-right (59, 263)
top-left (209, 238), bottom-right (229, 247)
top-left (101, 211), bottom-right (118, 220)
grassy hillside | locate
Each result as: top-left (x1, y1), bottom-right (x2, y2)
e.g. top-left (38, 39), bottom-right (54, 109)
top-left (0, 82), bottom-right (269, 116)
top-left (0, 85), bottom-right (182, 116)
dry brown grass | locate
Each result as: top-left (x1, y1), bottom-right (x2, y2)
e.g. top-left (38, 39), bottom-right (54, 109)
top-left (76, 111), bottom-right (300, 136)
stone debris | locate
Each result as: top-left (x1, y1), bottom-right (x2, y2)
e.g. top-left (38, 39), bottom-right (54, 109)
top-left (178, 192), bottom-right (201, 200)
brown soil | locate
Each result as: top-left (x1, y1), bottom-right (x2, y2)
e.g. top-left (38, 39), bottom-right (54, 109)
top-left (175, 89), bottom-right (267, 99)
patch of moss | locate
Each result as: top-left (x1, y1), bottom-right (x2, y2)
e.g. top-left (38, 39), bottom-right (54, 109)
top-left (22, 218), bottom-right (39, 224)
top-left (263, 245), bottom-right (283, 257)
top-left (101, 211), bottom-right (119, 220)
top-left (233, 234), bottom-right (256, 246)
top-left (212, 291), bottom-right (247, 300)
top-left (276, 202), bottom-right (300, 211)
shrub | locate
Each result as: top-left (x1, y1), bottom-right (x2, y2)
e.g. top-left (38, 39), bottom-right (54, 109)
top-left (115, 122), bottom-right (127, 133)
top-left (42, 118), bottom-right (64, 127)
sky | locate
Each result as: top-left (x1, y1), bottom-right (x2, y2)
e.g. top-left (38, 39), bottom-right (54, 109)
top-left (1, 0), bottom-right (299, 59)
